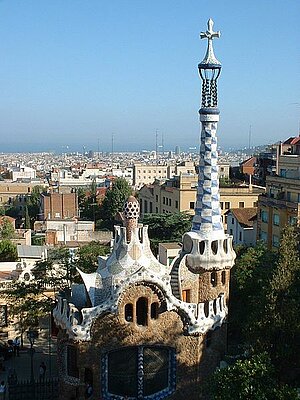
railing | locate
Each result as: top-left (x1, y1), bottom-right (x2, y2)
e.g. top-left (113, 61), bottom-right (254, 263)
top-left (8, 378), bottom-right (59, 400)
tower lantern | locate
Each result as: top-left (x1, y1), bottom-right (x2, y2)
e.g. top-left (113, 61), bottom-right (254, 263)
top-left (199, 18), bottom-right (221, 109)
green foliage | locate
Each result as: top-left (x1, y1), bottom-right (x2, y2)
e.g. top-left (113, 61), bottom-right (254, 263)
top-left (141, 212), bottom-right (192, 254)
top-left (0, 239), bottom-right (18, 261)
top-left (74, 241), bottom-right (110, 274)
top-left (34, 247), bottom-right (75, 292)
top-left (0, 218), bottom-right (15, 239)
top-left (206, 353), bottom-right (298, 400)
top-left (230, 226), bottom-right (300, 385)
top-left (27, 185), bottom-right (46, 223)
top-left (24, 205), bottom-right (31, 229)
top-left (3, 281), bottom-right (53, 345)
top-left (99, 178), bottom-right (132, 229)
top-left (31, 235), bottom-right (45, 246)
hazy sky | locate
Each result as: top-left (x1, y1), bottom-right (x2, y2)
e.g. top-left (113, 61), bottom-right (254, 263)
top-left (0, 0), bottom-right (299, 153)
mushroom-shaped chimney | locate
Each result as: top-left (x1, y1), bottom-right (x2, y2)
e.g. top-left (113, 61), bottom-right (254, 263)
top-left (123, 195), bottom-right (139, 242)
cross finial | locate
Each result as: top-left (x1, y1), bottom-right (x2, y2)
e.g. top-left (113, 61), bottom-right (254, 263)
top-left (199, 18), bottom-right (221, 67)
top-left (200, 18), bottom-right (220, 42)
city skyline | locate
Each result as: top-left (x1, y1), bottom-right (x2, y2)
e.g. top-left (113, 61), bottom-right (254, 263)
top-left (0, 0), bottom-right (299, 153)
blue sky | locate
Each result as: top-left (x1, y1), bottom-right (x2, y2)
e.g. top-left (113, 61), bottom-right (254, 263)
top-left (0, 0), bottom-right (299, 152)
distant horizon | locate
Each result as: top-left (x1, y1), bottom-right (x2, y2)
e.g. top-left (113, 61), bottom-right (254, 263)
top-left (0, 141), bottom-right (274, 155)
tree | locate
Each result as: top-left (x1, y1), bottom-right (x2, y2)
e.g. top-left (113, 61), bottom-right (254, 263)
top-left (99, 178), bottom-right (132, 229)
top-left (0, 218), bottom-right (15, 239)
top-left (27, 185), bottom-right (46, 224)
top-left (0, 240), bottom-right (18, 262)
top-left (229, 226), bottom-right (300, 386)
top-left (3, 281), bottom-right (52, 347)
top-left (252, 226), bottom-right (300, 382)
top-left (141, 212), bottom-right (192, 254)
top-left (34, 247), bottom-right (76, 293)
top-left (74, 241), bottom-right (110, 274)
top-left (24, 206), bottom-right (31, 229)
top-left (206, 353), bottom-right (298, 400)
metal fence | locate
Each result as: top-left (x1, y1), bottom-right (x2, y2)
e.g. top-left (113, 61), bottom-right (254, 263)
top-left (8, 378), bottom-right (59, 400)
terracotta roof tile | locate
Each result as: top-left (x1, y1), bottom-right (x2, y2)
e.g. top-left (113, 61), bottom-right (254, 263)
top-left (228, 208), bottom-right (257, 228)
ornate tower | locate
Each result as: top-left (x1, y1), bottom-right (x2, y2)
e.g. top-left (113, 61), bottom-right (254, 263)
top-left (53, 20), bottom-right (235, 400)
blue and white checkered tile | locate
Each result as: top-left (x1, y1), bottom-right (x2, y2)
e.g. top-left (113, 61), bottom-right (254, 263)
top-left (192, 120), bottom-right (224, 236)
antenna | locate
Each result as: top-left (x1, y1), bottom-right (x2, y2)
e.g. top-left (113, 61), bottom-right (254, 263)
top-left (111, 133), bottom-right (115, 168)
top-left (155, 129), bottom-right (158, 162)
top-left (248, 125), bottom-right (252, 153)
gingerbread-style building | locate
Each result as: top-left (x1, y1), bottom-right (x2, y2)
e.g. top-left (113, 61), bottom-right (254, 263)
top-left (53, 19), bottom-right (235, 400)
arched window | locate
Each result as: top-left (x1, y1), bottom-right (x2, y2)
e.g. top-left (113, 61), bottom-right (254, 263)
top-left (150, 302), bottom-right (159, 320)
top-left (213, 299), bottom-right (217, 315)
top-left (211, 271), bottom-right (217, 287)
top-left (199, 241), bottom-right (205, 254)
top-left (136, 297), bottom-right (148, 326)
top-left (221, 270), bottom-right (226, 285)
top-left (211, 240), bottom-right (218, 255)
top-left (204, 301), bottom-right (209, 318)
top-left (124, 303), bottom-right (133, 322)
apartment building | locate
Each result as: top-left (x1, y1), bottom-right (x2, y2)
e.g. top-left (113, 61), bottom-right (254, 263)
top-left (0, 181), bottom-right (47, 208)
top-left (40, 192), bottom-right (78, 220)
top-left (139, 174), bottom-right (264, 231)
top-left (257, 137), bottom-right (300, 249)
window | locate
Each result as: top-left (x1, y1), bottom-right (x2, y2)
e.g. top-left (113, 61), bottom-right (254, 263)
top-left (224, 215), bottom-right (228, 224)
top-left (287, 192), bottom-right (291, 202)
top-left (156, 207), bottom-right (158, 213)
top-left (261, 210), bottom-right (268, 223)
top-left (272, 235), bottom-right (279, 247)
top-left (239, 231), bottom-right (242, 241)
top-left (253, 201), bottom-right (258, 207)
top-left (260, 231), bottom-right (267, 242)
top-left (67, 345), bottom-right (79, 378)
top-left (149, 202), bottom-right (153, 213)
top-left (125, 304), bottom-right (133, 322)
top-left (136, 297), bottom-right (148, 326)
top-left (163, 197), bottom-right (165, 205)
top-left (156, 195), bottom-right (158, 202)
top-left (221, 271), bottom-right (226, 285)
top-left (273, 214), bottom-right (280, 226)
top-left (104, 346), bottom-right (175, 399)
top-left (220, 202), bottom-right (224, 210)
top-left (182, 289), bottom-right (191, 303)
top-left (175, 201), bottom-right (178, 209)
top-left (144, 200), bottom-right (148, 214)
top-left (190, 201), bottom-right (195, 209)
top-left (280, 169), bottom-right (286, 177)
top-left (150, 302), bottom-right (159, 320)
top-left (169, 199), bottom-right (172, 206)
top-left (231, 218), bottom-right (234, 224)
top-left (225, 202), bottom-right (230, 209)
top-left (289, 216), bottom-right (298, 225)
top-left (239, 201), bottom-right (244, 208)
top-left (211, 272), bottom-right (217, 287)
top-left (229, 229), bottom-right (233, 235)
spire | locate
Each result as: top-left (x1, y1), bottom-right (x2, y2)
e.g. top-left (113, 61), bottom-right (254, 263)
top-left (198, 19), bottom-right (221, 109)
top-left (191, 19), bottom-right (224, 239)
top-left (199, 18), bottom-right (221, 68)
